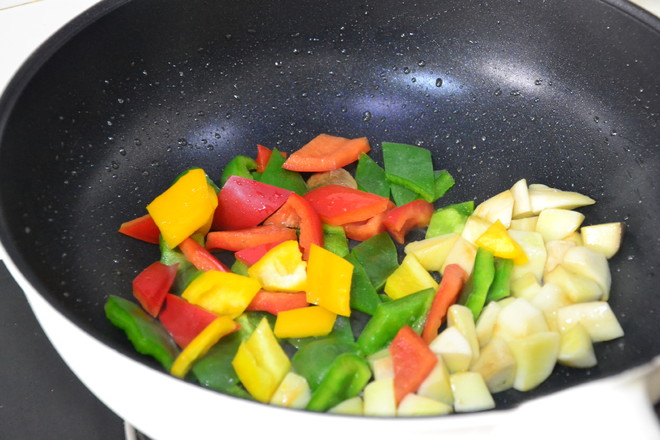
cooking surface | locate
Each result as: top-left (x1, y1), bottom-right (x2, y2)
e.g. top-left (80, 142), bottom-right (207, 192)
top-left (0, 1), bottom-right (659, 439)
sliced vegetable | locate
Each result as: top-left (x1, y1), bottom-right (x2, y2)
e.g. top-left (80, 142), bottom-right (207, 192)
top-left (383, 199), bottom-right (434, 244)
top-left (178, 237), bottom-right (230, 272)
top-left (256, 144), bottom-right (286, 173)
top-left (475, 220), bottom-right (528, 265)
top-left (347, 253), bottom-right (381, 316)
top-left (147, 168), bottom-right (218, 248)
top-left (462, 247), bottom-right (496, 321)
top-left (426, 201), bottom-right (474, 239)
top-left (170, 316), bottom-right (238, 378)
top-left (260, 147), bottom-right (308, 196)
top-left (306, 353), bottom-right (372, 412)
top-left (384, 254), bottom-right (438, 300)
top-left (322, 224), bottom-right (350, 258)
top-left (212, 176), bottom-right (292, 231)
top-left (158, 294), bottom-right (218, 348)
top-left (390, 325), bottom-right (438, 404)
top-left (304, 184), bottom-right (391, 226)
top-left (306, 244), bottom-right (353, 316)
top-left (206, 225), bottom-right (297, 252)
top-left (220, 155), bottom-right (257, 185)
top-left (265, 193), bottom-right (323, 260)
top-left (232, 317), bottom-right (291, 403)
top-left (274, 306), bottom-right (338, 338)
top-left (118, 214), bottom-right (161, 244)
top-left (291, 338), bottom-right (358, 390)
top-left (246, 290), bottom-right (309, 315)
top-left (382, 142), bottom-right (436, 202)
top-left (181, 270), bottom-right (261, 318)
top-left (104, 295), bottom-right (179, 370)
top-left (132, 261), bottom-right (178, 317)
top-left (234, 240), bottom-right (287, 266)
top-left (350, 232), bottom-right (399, 291)
top-left (283, 134), bottom-right (371, 172)
top-left (355, 152), bottom-right (390, 198)
top-left (433, 170), bottom-right (455, 200)
top-left (486, 258), bottom-right (513, 302)
top-left (422, 264), bottom-right (468, 344)
top-left (247, 240), bottom-right (307, 292)
top-left (343, 210), bottom-right (388, 242)
top-left (306, 168), bottom-right (358, 190)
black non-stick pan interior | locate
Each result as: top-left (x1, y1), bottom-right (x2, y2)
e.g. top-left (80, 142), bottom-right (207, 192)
top-left (0, 0), bottom-right (658, 411)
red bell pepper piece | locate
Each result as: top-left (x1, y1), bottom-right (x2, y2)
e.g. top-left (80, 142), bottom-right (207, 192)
top-left (132, 261), bottom-right (178, 317)
top-left (390, 325), bottom-right (438, 405)
top-left (383, 199), bottom-right (434, 244)
top-left (178, 237), bottom-right (230, 272)
top-left (343, 201), bottom-right (395, 242)
top-left (212, 175), bottom-right (293, 231)
top-left (158, 294), bottom-right (219, 348)
top-left (234, 239), bottom-right (288, 266)
top-left (118, 214), bottom-right (161, 244)
top-left (282, 134), bottom-right (371, 172)
top-left (205, 225), bottom-right (297, 252)
top-left (264, 193), bottom-right (323, 260)
top-left (246, 290), bottom-right (309, 315)
top-left (303, 184), bottom-right (391, 226)
top-left (256, 144), bottom-right (287, 173)
top-left (421, 264), bottom-right (468, 344)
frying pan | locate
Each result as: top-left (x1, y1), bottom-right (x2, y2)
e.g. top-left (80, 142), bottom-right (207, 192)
top-left (0, 0), bottom-right (659, 438)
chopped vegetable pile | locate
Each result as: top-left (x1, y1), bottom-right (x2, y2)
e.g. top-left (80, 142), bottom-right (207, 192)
top-left (108, 134), bottom-right (625, 416)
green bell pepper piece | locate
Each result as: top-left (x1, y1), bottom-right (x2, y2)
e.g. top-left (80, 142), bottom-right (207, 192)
top-left (425, 201), bottom-right (474, 238)
top-left (230, 259), bottom-right (249, 276)
top-left (104, 295), bottom-right (180, 371)
top-left (390, 182), bottom-right (421, 206)
top-left (291, 337), bottom-right (358, 390)
top-left (322, 224), bottom-right (349, 258)
top-left (382, 142), bottom-right (436, 202)
top-left (463, 247), bottom-right (496, 320)
top-left (259, 147), bottom-right (308, 196)
top-left (486, 257), bottom-right (513, 302)
top-left (355, 153), bottom-right (390, 198)
top-left (433, 169), bottom-right (455, 201)
top-left (191, 312), bottom-right (270, 399)
top-left (305, 353), bottom-right (372, 412)
top-left (159, 235), bottom-right (202, 294)
top-left (356, 288), bottom-right (435, 356)
top-left (347, 253), bottom-right (381, 316)
top-left (350, 232), bottom-right (398, 291)
top-left (221, 155), bottom-right (257, 185)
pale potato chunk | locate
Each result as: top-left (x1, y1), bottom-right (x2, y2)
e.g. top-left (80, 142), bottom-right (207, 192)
top-left (508, 331), bottom-right (560, 392)
top-left (398, 394), bottom-right (453, 416)
top-left (450, 372), bottom-right (496, 412)
top-left (556, 302), bottom-right (624, 342)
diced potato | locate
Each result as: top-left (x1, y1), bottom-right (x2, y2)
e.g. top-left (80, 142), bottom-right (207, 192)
top-left (508, 331), bottom-right (560, 392)
top-left (545, 264), bottom-right (603, 303)
top-left (367, 349), bottom-right (394, 381)
top-left (530, 283), bottom-right (572, 331)
top-left (450, 372), bottom-right (496, 412)
top-left (398, 394), bottom-right (453, 416)
top-left (558, 323), bottom-right (597, 368)
top-left (474, 189), bottom-right (515, 228)
top-left (447, 304), bottom-right (480, 365)
top-left (556, 302), bottom-right (624, 342)
top-left (441, 237), bottom-right (478, 276)
top-left (528, 184), bottom-right (596, 214)
top-left (270, 372), bottom-right (311, 409)
top-left (363, 378), bottom-right (397, 417)
top-left (508, 230), bottom-right (547, 282)
top-left (461, 215), bottom-right (492, 245)
top-left (470, 337), bottom-right (516, 393)
top-left (429, 327), bottom-right (473, 373)
top-left (581, 222), bottom-right (624, 259)
top-left (544, 239), bottom-right (577, 276)
top-left (329, 396), bottom-right (364, 415)
top-left (562, 231), bottom-right (583, 246)
top-left (510, 272), bottom-right (542, 301)
top-left (562, 246), bottom-right (611, 301)
top-left (417, 355), bottom-right (454, 406)
top-left (511, 178), bottom-right (533, 219)
top-left (404, 233), bottom-right (460, 271)
top-left (492, 297), bottom-right (549, 342)
top-left (509, 216), bottom-right (538, 232)
top-left (475, 300), bottom-right (502, 347)
top-left (535, 208), bottom-right (585, 242)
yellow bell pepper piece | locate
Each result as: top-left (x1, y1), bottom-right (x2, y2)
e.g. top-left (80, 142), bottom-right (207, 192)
top-left (170, 316), bottom-right (237, 378)
top-left (247, 240), bottom-right (307, 292)
top-left (274, 306), bottom-right (337, 338)
top-left (384, 254), bottom-right (438, 300)
top-left (305, 244), bottom-right (353, 316)
top-left (147, 168), bottom-right (218, 248)
top-left (182, 270), bottom-right (261, 318)
top-left (475, 220), bottom-right (528, 264)
top-left (232, 317), bottom-right (291, 403)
